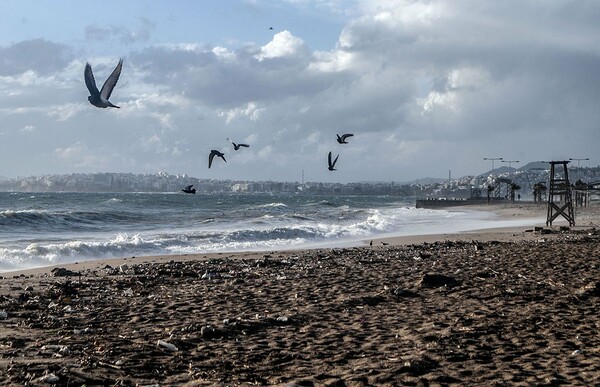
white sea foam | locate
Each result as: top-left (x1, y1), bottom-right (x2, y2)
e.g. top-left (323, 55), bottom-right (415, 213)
top-left (0, 233), bottom-right (161, 271)
top-left (257, 202), bottom-right (288, 208)
top-left (0, 192), bottom-right (547, 272)
top-left (1, 209), bottom-right (47, 215)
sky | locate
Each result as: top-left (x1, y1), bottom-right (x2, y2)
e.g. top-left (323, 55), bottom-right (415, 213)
top-left (1, 0), bottom-right (599, 183)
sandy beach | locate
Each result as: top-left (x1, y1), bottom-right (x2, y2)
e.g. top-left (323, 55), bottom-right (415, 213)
top-left (1, 203), bottom-right (599, 385)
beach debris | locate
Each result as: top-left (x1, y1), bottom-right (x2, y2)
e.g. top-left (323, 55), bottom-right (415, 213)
top-left (157, 339), bottom-right (178, 352)
top-left (73, 327), bottom-right (91, 335)
top-left (201, 325), bottom-right (221, 338)
top-left (472, 240), bottom-right (484, 251)
top-left (41, 344), bottom-right (70, 355)
top-left (25, 285), bottom-right (34, 291)
top-left (51, 267), bottom-right (79, 277)
top-left (50, 279), bottom-right (79, 297)
top-left (119, 263), bottom-right (129, 274)
top-left (475, 270), bottom-right (496, 279)
top-left (418, 274), bottom-right (460, 288)
top-left (0, 310), bottom-right (7, 319)
top-left (392, 287), bottom-right (419, 298)
top-left (400, 355), bottom-right (439, 376)
top-left (576, 281), bottom-right (600, 299)
top-left (201, 271), bottom-right (219, 280)
top-left (38, 373), bottom-right (60, 384)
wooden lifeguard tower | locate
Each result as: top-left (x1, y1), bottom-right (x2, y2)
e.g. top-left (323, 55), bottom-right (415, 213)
top-left (546, 161), bottom-right (575, 226)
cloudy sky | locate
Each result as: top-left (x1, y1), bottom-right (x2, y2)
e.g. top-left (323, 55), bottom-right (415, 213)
top-left (1, 1), bottom-right (598, 183)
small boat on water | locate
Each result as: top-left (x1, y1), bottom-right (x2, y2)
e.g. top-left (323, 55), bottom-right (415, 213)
top-left (182, 185), bottom-right (196, 194)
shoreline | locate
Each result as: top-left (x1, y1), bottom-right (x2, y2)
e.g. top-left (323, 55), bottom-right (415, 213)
top-left (2, 202), bottom-right (596, 277)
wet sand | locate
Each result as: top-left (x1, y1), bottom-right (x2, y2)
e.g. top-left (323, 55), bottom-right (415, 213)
top-left (1, 203), bottom-right (599, 385)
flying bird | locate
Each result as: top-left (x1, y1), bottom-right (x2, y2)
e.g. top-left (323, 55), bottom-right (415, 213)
top-left (328, 151), bottom-right (339, 171)
top-left (227, 138), bottom-right (250, 151)
top-left (84, 59), bottom-right (124, 108)
top-left (336, 133), bottom-right (354, 144)
top-left (209, 150), bottom-right (226, 168)
top-left (182, 185), bottom-right (196, 194)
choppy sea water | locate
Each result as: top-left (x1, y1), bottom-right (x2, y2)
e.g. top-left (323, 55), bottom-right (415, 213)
top-left (0, 192), bottom-right (538, 271)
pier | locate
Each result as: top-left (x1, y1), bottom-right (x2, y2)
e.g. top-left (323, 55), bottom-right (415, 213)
top-left (416, 197), bottom-right (507, 209)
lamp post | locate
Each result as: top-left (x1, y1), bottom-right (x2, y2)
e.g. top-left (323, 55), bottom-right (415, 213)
top-left (502, 160), bottom-right (519, 169)
top-left (483, 157), bottom-right (503, 175)
top-left (569, 157), bottom-right (589, 181)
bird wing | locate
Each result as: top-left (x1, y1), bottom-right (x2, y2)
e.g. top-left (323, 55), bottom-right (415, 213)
top-left (332, 154), bottom-right (339, 167)
top-left (221, 154), bottom-right (227, 162)
top-left (100, 59), bottom-right (123, 100)
top-left (209, 152), bottom-right (215, 168)
top-left (328, 151), bottom-right (332, 167)
top-left (341, 134), bottom-right (354, 141)
top-left (239, 144), bottom-right (249, 148)
top-left (185, 185), bottom-right (193, 190)
top-left (84, 63), bottom-right (99, 96)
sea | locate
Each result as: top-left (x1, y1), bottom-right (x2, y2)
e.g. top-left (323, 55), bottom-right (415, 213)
top-left (0, 192), bottom-right (539, 272)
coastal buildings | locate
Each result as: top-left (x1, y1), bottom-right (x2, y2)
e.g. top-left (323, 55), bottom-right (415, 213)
top-left (1, 166), bottom-right (599, 198)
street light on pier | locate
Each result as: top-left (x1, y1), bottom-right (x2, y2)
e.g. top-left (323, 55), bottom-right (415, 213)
top-left (502, 160), bottom-right (520, 169)
top-left (483, 157), bottom-right (503, 175)
top-left (569, 157), bottom-right (589, 181)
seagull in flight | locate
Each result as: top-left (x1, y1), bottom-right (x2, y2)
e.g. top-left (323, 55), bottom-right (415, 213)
top-left (336, 133), bottom-right (354, 144)
top-left (209, 150), bottom-right (227, 168)
top-left (328, 151), bottom-right (339, 171)
top-left (227, 138), bottom-right (250, 151)
top-left (182, 185), bottom-right (196, 194)
top-left (84, 59), bottom-right (123, 108)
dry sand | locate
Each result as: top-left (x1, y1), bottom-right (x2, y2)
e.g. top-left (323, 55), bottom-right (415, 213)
top-left (1, 203), bottom-right (599, 385)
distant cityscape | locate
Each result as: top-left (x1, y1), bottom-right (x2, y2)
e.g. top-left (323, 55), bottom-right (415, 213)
top-left (0, 172), bottom-right (422, 196)
top-left (1, 162), bottom-right (599, 198)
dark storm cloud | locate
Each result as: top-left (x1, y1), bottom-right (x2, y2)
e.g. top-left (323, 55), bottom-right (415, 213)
top-left (129, 38), bottom-right (348, 108)
top-left (0, 39), bottom-right (73, 76)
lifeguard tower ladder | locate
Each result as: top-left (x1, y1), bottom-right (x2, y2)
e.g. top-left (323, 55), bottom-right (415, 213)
top-left (546, 161), bottom-right (575, 226)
